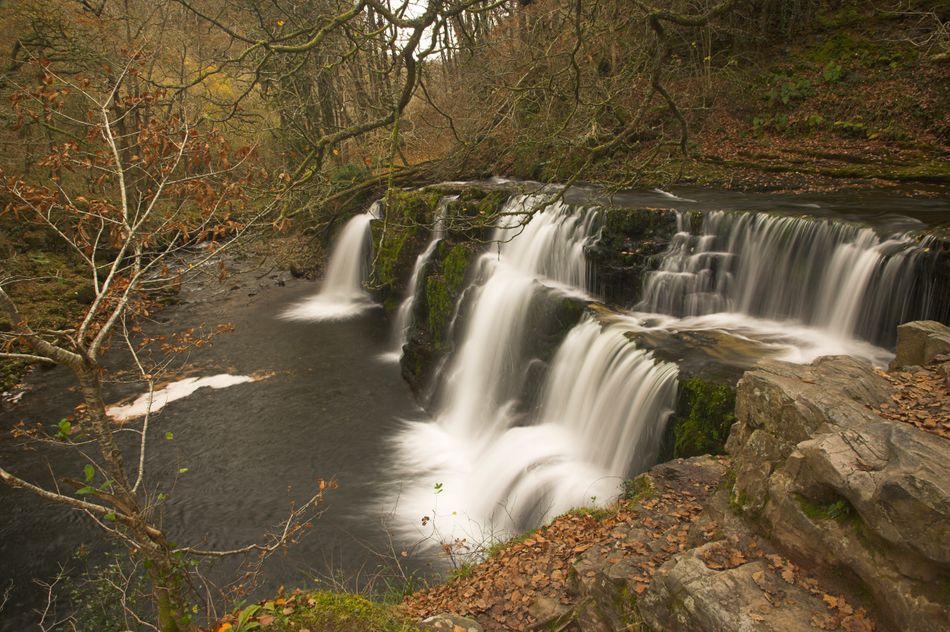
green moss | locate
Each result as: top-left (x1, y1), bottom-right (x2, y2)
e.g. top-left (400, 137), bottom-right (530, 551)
top-left (263, 591), bottom-right (416, 632)
top-left (369, 189), bottom-right (441, 296)
top-left (796, 494), bottom-right (859, 526)
top-left (425, 275), bottom-right (453, 343)
top-left (621, 475), bottom-right (657, 503)
top-left (729, 488), bottom-right (751, 515)
top-left (424, 243), bottom-right (475, 349)
top-left (672, 377), bottom-right (737, 458)
top-left (617, 585), bottom-right (645, 630)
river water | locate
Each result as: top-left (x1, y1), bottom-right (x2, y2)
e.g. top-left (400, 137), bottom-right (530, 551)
top-left (0, 260), bottom-right (429, 629)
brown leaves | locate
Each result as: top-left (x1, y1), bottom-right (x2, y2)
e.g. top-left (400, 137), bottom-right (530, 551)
top-left (403, 463), bottom-right (721, 631)
top-left (874, 366), bottom-right (949, 439)
top-left (756, 553), bottom-right (874, 631)
top-left (699, 539), bottom-right (750, 570)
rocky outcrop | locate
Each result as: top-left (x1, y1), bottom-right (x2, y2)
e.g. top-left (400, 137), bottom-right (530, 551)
top-left (586, 207), bottom-right (677, 307)
top-left (419, 613), bottom-right (484, 632)
top-left (890, 320), bottom-right (950, 370)
top-left (640, 542), bottom-right (830, 632)
top-left (726, 351), bottom-right (950, 632)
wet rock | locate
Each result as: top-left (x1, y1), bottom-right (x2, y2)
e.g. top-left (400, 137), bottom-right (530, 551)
top-left (586, 208), bottom-right (677, 307)
top-left (639, 543), bottom-right (826, 632)
top-left (419, 612), bottom-right (484, 632)
top-left (891, 320), bottom-right (950, 369)
top-left (727, 354), bottom-right (950, 632)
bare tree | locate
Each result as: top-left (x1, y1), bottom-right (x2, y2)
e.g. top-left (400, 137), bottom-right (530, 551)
top-left (0, 49), bottom-right (326, 631)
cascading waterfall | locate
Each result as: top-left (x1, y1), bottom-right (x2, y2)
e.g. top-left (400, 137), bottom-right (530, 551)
top-left (391, 195), bottom-right (678, 543)
top-left (281, 201), bottom-right (380, 321)
top-left (387, 197), bottom-right (454, 358)
top-left (637, 211), bottom-right (933, 344)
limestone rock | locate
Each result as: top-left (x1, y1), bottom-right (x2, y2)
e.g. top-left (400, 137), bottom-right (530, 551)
top-left (639, 543), bottom-right (827, 632)
top-left (891, 320), bottom-right (950, 369)
top-left (419, 612), bottom-right (484, 632)
top-left (726, 355), bottom-right (894, 511)
top-left (727, 353), bottom-right (950, 632)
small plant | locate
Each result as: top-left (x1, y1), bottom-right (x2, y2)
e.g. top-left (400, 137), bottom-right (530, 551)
top-left (805, 113), bottom-right (826, 130)
top-left (798, 494), bottom-right (858, 525)
top-left (231, 603), bottom-right (262, 631)
top-left (622, 475), bottom-right (656, 502)
top-left (822, 61), bottom-right (844, 82)
top-left (767, 73), bottom-right (813, 106)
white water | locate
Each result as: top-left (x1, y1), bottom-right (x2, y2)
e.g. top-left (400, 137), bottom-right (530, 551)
top-left (281, 203), bottom-right (379, 322)
top-left (107, 374), bottom-right (259, 421)
top-left (390, 195), bottom-right (680, 543)
top-left (638, 211), bottom-right (927, 345)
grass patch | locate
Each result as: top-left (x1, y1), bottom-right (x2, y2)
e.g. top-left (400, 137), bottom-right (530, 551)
top-left (621, 475), bottom-right (657, 503)
top-left (227, 591), bottom-right (417, 632)
top-left (484, 529), bottom-right (538, 559)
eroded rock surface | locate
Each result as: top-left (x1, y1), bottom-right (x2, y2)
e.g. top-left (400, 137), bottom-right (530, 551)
top-left (726, 351), bottom-right (950, 632)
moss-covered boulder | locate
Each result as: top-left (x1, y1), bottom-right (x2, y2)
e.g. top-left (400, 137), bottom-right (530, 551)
top-left (442, 189), bottom-right (508, 242)
top-left (586, 207), bottom-right (677, 307)
top-left (369, 189), bottom-right (443, 309)
top-left (401, 241), bottom-right (479, 399)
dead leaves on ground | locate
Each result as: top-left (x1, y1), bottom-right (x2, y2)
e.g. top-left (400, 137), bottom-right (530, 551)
top-left (403, 462), bottom-right (722, 632)
top-left (875, 364), bottom-right (949, 439)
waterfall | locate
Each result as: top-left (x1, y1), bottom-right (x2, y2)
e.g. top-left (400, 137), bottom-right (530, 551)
top-left (638, 211), bottom-right (932, 344)
top-left (391, 195), bottom-right (678, 543)
top-left (388, 197), bottom-right (454, 358)
top-left (281, 202), bottom-right (379, 321)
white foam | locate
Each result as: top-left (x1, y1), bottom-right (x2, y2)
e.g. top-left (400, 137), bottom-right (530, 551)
top-left (107, 374), bottom-right (257, 421)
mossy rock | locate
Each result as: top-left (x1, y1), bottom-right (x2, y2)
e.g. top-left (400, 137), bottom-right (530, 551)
top-left (424, 243), bottom-right (473, 345)
top-left (587, 207), bottom-right (677, 307)
top-left (671, 377), bottom-right (737, 459)
top-left (444, 190), bottom-right (508, 242)
top-left (401, 241), bottom-right (480, 399)
top-left (369, 189), bottom-right (443, 302)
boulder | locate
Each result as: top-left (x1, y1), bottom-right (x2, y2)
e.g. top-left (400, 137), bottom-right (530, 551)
top-left (726, 355), bottom-right (894, 512)
top-left (639, 543), bottom-right (828, 632)
top-left (891, 320), bottom-right (950, 369)
top-left (419, 612), bottom-right (484, 632)
top-left (727, 354), bottom-right (950, 632)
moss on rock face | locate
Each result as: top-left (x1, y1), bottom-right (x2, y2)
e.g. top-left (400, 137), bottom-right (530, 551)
top-left (400, 241), bottom-right (479, 399)
top-left (369, 189), bottom-right (442, 305)
top-left (587, 208), bottom-right (677, 307)
top-left (443, 189), bottom-right (508, 242)
top-left (422, 243), bottom-right (476, 351)
top-left (672, 377), bottom-right (737, 459)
